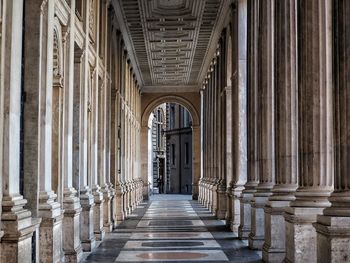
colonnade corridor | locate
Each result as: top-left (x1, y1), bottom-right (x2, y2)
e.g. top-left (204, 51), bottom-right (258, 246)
top-left (2, 0), bottom-right (350, 262)
top-left (82, 195), bottom-right (261, 263)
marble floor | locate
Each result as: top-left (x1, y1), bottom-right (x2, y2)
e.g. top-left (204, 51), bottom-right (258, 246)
top-left (82, 195), bottom-right (262, 263)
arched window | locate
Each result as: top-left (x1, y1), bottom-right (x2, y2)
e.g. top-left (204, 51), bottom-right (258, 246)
top-left (156, 108), bottom-right (165, 149)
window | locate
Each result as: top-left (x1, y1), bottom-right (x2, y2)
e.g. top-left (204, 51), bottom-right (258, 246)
top-left (156, 108), bottom-right (164, 149)
top-left (170, 105), bottom-right (175, 129)
top-left (185, 142), bottom-right (189, 165)
top-left (171, 144), bottom-right (175, 165)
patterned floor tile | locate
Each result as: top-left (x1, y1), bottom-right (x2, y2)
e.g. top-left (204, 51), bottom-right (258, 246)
top-left (82, 195), bottom-right (262, 263)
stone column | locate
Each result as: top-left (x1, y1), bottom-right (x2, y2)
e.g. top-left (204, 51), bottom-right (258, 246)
top-left (141, 122), bottom-right (150, 200)
top-left (314, 1), bottom-right (348, 262)
top-left (207, 77), bottom-right (212, 208)
top-left (238, 0), bottom-right (259, 240)
top-left (204, 75), bottom-right (211, 209)
top-left (100, 2), bottom-right (114, 234)
top-left (123, 71), bottom-right (129, 215)
top-left (206, 68), bottom-right (212, 210)
top-left (130, 107), bottom-right (136, 210)
top-left (61, 3), bottom-right (83, 261)
top-left (199, 89), bottom-right (204, 203)
top-left (110, 43), bottom-right (125, 224)
top-left (231, 0), bottom-right (248, 232)
top-left (214, 50), bottom-right (226, 219)
top-left (105, 75), bottom-right (116, 226)
top-left (137, 121), bottom-right (142, 204)
top-left (74, 49), bottom-right (96, 251)
top-left (99, 79), bottom-right (113, 233)
top-left (224, 28), bottom-right (233, 228)
top-left (91, 72), bottom-right (105, 241)
top-left (115, 95), bottom-right (125, 223)
top-left (284, 1), bottom-right (333, 262)
top-left (75, 1), bottom-right (96, 251)
top-left (211, 62), bottom-right (218, 214)
top-left (120, 104), bottom-right (127, 214)
top-left (0, 1), bottom-right (40, 262)
top-left (262, 0), bottom-right (298, 262)
top-left (192, 125), bottom-right (201, 200)
top-left (224, 84), bottom-right (233, 227)
top-left (126, 112), bottom-right (132, 215)
top-left (201, 88), bottom-right (207, 205)
top-left (124, 72), bottom-right (129, 217)
top-left (249, 0), bottom-right (275, 250)
top-left (202, 87), bottom-right (209, 206)
top-left (124, 107), bottom-right (130, 216)
top-left (23, 0), bottom-right (64, 262)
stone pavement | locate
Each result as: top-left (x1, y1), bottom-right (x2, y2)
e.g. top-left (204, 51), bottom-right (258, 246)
top-left (82, 195), bottom-right (262, 263)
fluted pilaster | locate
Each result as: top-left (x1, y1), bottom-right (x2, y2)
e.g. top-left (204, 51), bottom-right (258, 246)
top-left (0, 2), bottom-right (41, 262)
top-left (315, 1), bottom-right (350, 262)
top-left (230, 0), bottom-right (248, 232)
top-left (238, 0), bottom-right (259, 240)
top-left (248, 0), bottom-right (275, 250)
top-left (263, 1), bottom-right (298, 261)
top-left (284, 1), bottom-right (333, 262)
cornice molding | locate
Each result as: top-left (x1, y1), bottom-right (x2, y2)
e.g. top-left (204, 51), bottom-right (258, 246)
top-left (111, 0), bottom-right (144, 87)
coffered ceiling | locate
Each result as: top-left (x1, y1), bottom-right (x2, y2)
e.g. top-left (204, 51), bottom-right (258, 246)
top-left (113, 0), bottom-right (230, 92)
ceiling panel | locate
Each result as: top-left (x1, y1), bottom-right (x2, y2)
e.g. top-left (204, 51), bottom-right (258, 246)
top-left (116, 0), bottom-right (228, 91)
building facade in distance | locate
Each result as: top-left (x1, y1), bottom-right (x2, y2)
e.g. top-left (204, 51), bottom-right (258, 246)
top-left (165, 103), bottom-right (192, 194)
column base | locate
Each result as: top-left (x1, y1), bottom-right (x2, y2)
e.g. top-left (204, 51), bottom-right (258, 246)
top-left (143, 183), bottom-right (150, 200)
top-left (131, 180), bottom-right (137, 209)
top-left (262, 202), bottom-right (289, 263)
top-left (284, 206), bottom-right (324, 263)
top-left (38, 191), bottom-right (64, 263)
top-left (216, 184), bottom-right (227, 219)
top-left (231, 187), bottom-right (244, 232)
top-left (114, 185), bottom-right (125, 225)
top-left (92, 185), bottom-right (105, 241)
top-left (248, 234), bottom-right (264, 250)
top-left (205, 182), bottom-right (211, 209)
top-left (238, 191), bottom-right (254, 239)
top-left (225, 188), bottom-right (232, 228)
top-left (80, 187), bottom-right (96, 252)
top-left (238, 225), bottom-right (251, 239)
top-left (124, 183), bottom-right (131, 216)
top-left (192, 182), bottom-right (199, 200)
top-left (263, 247), bottom-right (285, 263)
top-left (63, 187), bottom-right (83, 263)
top-left (248, 195), bottom-right (269, 249)
top-left (1, 194), bottom-right (41, 263)
top-left (102, 185), bottom-right (113, 233)
top-left (315, 215), bottom-right (350, 263)
top-left (211, 184), bottom-right (218, 215)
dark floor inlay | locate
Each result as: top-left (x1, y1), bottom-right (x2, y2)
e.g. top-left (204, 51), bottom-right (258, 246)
top-left (136, 251), bottom-right (209, 260)
top-left (149, 220), bottom-right (193, 226)
top-left (141, 241), bottom-right (205, 247)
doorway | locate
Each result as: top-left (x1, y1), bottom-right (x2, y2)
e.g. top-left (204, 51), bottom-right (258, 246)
top-left (148, 103), bottom-right (193, 195)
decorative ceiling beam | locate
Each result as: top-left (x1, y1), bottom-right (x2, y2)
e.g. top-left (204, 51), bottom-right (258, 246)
top-left (142, 85), bottom-right (200, 93)
top-left (111, 0), bottom-right (144, 87)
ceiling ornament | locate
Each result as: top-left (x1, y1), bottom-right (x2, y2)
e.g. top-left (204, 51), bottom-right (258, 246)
top-left (114, 0), bottom-right (229, 91)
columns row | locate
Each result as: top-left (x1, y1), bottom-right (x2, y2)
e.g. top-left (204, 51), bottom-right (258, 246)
top-left (200, 0), bottom-right (350, 262)
top-left (0, 0), bottom-right (143, 262)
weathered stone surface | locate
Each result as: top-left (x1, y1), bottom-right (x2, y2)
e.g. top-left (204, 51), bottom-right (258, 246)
top-left (80, 189), bottom-right (96, 252)
top-left (284, 1), bottom-right (333, 262)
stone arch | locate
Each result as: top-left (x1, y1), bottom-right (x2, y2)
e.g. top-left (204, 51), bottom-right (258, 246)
top-left (140, 93), bottom-right (201, 200)
top-left (52, 19), bottom-right (64, 87)
top-left (141, 94), bottom-right (200, 127)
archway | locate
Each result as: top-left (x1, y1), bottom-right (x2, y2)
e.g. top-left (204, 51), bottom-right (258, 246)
top-left (141, 93), bottom-right (201, 200)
